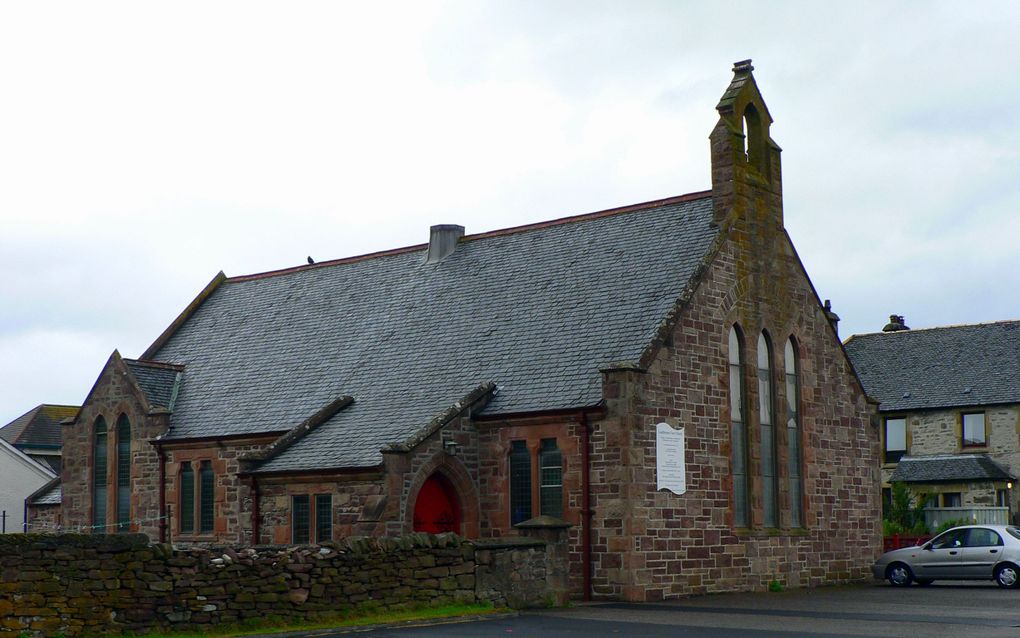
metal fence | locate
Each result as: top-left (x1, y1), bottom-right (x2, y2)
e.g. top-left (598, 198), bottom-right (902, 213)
top-left (924, 506), bottom-right (1009, 530)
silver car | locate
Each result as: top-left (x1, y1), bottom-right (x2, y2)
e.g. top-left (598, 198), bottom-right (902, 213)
top-left (873, 525), bottom-right (1020, 588)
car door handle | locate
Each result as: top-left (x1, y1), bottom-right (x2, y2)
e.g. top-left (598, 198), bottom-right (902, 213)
top-left (949, 551), bottom-right (958, 555)
top-left (990, 549), bottom-right (999, 554)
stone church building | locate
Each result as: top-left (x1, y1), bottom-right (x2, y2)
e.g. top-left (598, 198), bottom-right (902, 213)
top-left (31, 61), bottom-right (880, 600)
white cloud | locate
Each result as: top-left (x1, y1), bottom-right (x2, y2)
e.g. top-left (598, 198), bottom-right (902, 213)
top-left (2, 1), bottom-right (1020, 424)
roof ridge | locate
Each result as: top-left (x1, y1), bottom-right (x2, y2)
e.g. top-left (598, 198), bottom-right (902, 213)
top-left (124, 359), bottom-right (186, 371)
top-left (226, 190), bottom-right (713, 284)
top-left (850, 318), bottom-right (1020, 338)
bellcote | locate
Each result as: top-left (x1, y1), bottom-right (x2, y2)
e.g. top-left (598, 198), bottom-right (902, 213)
top-left (710, 60), bottom-right (783, 227)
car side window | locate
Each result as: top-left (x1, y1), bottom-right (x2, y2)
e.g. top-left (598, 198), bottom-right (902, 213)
top-left (931, 529), bottom-right (967, 550)
top-left (965, 528), bottom-right (1003, 547)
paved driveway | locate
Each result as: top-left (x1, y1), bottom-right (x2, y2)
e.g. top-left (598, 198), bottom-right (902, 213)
top-left (330, 582), bottom-right (1020, 637)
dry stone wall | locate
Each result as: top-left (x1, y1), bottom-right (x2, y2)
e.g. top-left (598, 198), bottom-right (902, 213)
top-left (0, 531), bottom-right (563, 636)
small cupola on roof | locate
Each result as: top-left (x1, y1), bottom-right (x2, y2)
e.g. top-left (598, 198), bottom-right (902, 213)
top-left (882, 314), bottom-right (910, 332)
top-left (426, 224), bottom-right (465, 264)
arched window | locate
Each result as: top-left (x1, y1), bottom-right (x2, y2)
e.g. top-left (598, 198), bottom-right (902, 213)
top-left (539, 439), bottom-right (563, 519)
top-left (743, 103), bottom-right (764, 171)
top-left (116, 415), bottom-right (131, 532)
top-left (729, 326), bottom-right (749, 527)
top-left (758, 332), bottom-right (778, 527)
top-left (785, 337), bottom-right (804, 527)
top-left (93, 416), bottom-right (108, 531)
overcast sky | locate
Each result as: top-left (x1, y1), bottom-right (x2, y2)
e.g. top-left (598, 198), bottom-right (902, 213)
top-left (2, 1), bottom-right (1018, 427)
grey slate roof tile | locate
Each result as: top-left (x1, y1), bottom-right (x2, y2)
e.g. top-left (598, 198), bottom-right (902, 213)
top-left (28, 478), bottom-right (61, 505)
top-left (152, 195), bottom-right (718, 470)
top-left (890, 454), bottom-right (1015, 483)
top-left (124, 360), bottom-right (182, 411)
top-left (0, 404), bottom-right (77, 448)
top-left (844, 321), bottom-right (1020, 412)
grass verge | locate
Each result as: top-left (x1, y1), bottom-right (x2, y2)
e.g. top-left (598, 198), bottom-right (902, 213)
top-left (130, 602), bottom-right (506, 638)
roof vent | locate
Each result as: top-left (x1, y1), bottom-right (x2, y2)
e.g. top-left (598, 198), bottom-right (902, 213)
top-left (882, 314), bottom-right (910, 332)
top-left (426, 224), bottom-right (465, 264)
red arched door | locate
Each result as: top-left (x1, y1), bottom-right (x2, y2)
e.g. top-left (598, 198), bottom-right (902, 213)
top-left (413, 473), bottom-right (461, 534)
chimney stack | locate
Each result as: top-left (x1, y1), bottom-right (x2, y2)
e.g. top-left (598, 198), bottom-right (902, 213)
top-left (426, 224), bottom-right (465, 264)
top-left (823, 299), bottom-right (840, 336)
top-left (882, 315), bottom-right (910, 332)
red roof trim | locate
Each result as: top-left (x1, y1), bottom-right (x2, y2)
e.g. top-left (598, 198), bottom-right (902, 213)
top-left (226, 190), bottom-right (713, 283)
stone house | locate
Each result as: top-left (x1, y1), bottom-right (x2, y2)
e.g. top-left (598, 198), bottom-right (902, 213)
top-left (844, 319), bottom-right (1020, 520)
top-left (30, 61), bottom-right (880, 600)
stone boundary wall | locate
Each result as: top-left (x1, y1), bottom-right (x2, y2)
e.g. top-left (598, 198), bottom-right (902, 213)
top-left (0, 532), bottom-right (566, 636)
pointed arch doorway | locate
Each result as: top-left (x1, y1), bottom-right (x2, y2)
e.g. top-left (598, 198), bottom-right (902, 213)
top-left (412, 472), bottom-right (461, 534)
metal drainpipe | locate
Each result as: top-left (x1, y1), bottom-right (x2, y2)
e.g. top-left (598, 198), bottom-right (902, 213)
top-left (156, 442), bottom-right (167, 543)
top-left (580, 410), bottom-right (593, 601)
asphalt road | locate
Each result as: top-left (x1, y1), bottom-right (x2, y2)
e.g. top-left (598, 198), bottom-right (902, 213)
top-left (318, 581), bottom-right (1020, 637)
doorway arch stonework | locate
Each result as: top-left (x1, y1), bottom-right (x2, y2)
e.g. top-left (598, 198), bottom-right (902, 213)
top-left (404, 453), bottom-right (479, 538)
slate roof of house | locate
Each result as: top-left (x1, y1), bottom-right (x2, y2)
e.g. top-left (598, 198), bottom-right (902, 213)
top-left (125, 360), bottom-right (183, 411)
top-left (890, 454), bottom-right (1015, 483)
top-left (844, 320), bottom-right (1020, 412)
top-left (148, 193), bottom-right (719, 471)
top-left (0, 404), bottom-right (77, 449)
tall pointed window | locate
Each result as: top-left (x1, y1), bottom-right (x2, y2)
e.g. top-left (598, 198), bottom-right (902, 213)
top-left (729, 326), bottom-right (749, 527)
top-left (785, 337), bottom-right (804, 528)
top-left (116, 415), bottom-right (131, 532)
top-left (758, 332), bottom-right (778, 527)
top-left (93, 417), bottom-right (108, 531)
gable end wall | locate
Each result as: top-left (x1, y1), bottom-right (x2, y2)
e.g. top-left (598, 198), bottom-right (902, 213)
top-left (588, 225), bottom-right (881, 600)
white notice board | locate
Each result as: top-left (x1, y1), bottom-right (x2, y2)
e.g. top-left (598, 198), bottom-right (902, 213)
top-left (656, 422), bottom-right (686, 495)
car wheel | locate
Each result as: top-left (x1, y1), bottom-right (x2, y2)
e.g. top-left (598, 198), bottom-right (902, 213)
top-left (995, 564), bottom-right (1019, 588)
top-left (915, 578), bottom-right (934, 586)
top-left (887, 563), bottom-right (913, 587)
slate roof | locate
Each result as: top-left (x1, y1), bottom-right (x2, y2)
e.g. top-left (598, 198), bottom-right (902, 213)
top-left (890, 454), bottom-right (1015, 483)
top-left (125, 360), bottom-right (183, 410)
top-left (27, 477), bottom-right (62, 506)
top-left (0, 404), bottom-right (77, 449)
top-left (844, 321), bottom-right (1020, 412)
top-left (150, 193), bottom-right (719, 471)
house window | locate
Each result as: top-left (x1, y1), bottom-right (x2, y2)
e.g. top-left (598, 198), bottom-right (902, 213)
top-left (758, 333), bottom-right (778, 527)
top-left (941, 492), bottom-right (962, 508)
top-left (93, 416), bottom-right (108, 531)
top-left (315, 494), bottom-right (333, 543)
top-left (509, 440), bottom-right (532, 525)
top-left (785, 337), bottom-right (804, 528)
top-left (884, 418), bottom-right (906, 463)
top-left (179, 460), bottom-right (215, 535)
top-left (962, 412), bottom-right (986, 447)
top-left (539, 439), bottom-right (563, 518)
top-left (116, 415), bottom-right (131, 532)
top-left (292, 495), bottom-right (310, 543)
top-left (997, 489), bottom-right (1009, 508)
top-left (180, 462), bottom-right (195, 533)
top-left (729, 326), bottom-right (749, 527)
